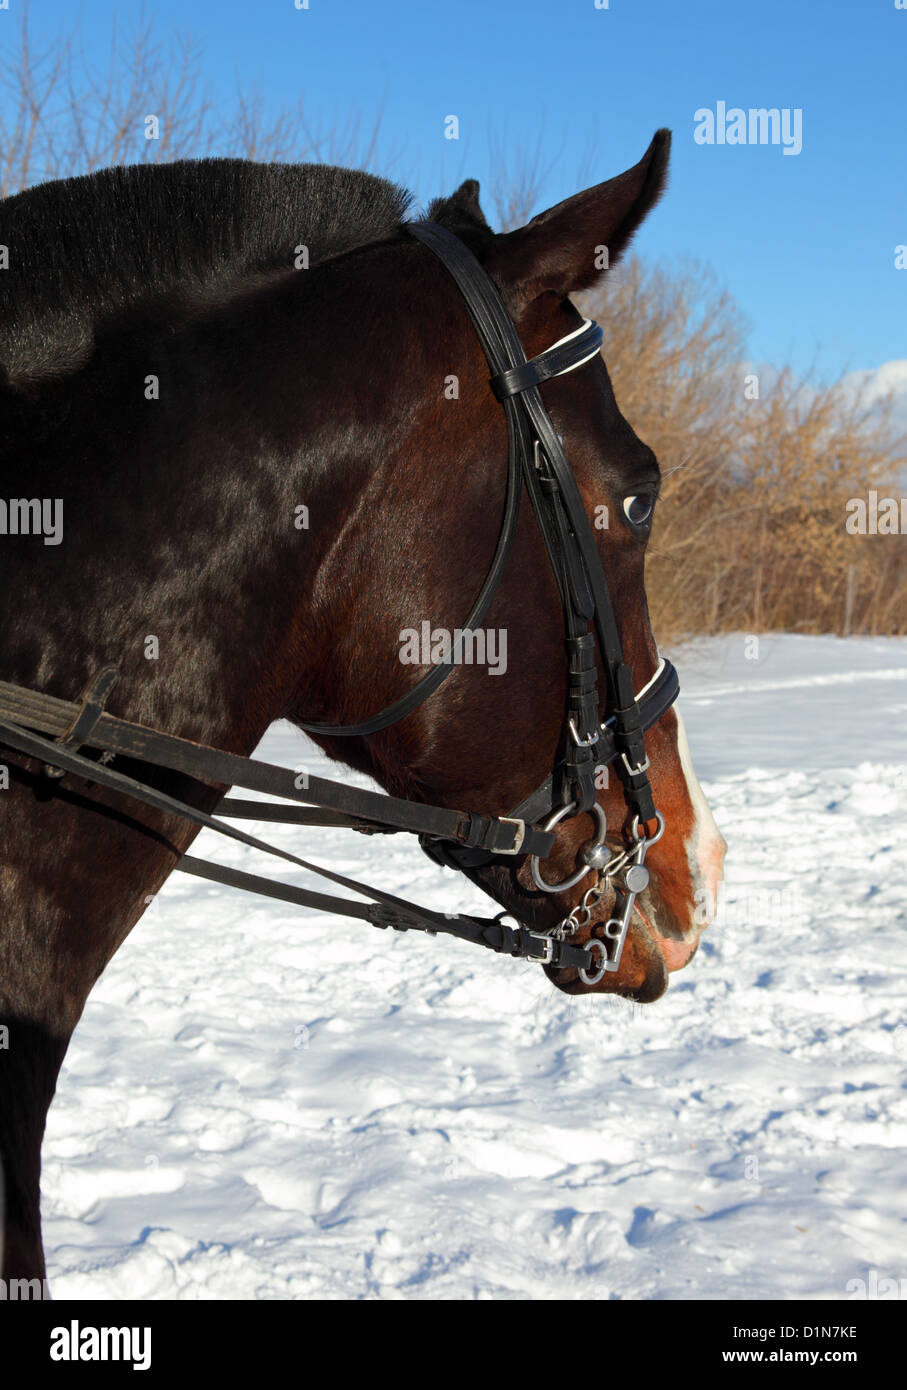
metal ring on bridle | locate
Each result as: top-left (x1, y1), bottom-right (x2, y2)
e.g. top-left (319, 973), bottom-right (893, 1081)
top-left (631, 809), bottom-right (665, 846)
top-left (529, 800), bottom-right (607, 893)
top-left (577, 937), bottom-right (608, 986)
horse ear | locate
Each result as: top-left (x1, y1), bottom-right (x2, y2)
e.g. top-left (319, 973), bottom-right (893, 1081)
top-left (426, 178), bottom-right (489, 229)
top-left (486, 130), bottom-right (671, 304)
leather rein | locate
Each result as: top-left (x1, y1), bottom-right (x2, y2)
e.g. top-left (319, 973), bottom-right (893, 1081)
top-left (0, 220), bottom-right (679, 983)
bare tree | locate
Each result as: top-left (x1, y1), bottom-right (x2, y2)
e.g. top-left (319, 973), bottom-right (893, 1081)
top-left (0, 4), bottom-right (386, 196)
top-left (579, 258), bottom-right (907, 638)
top-left (485, 122), bottom-right (563, 230)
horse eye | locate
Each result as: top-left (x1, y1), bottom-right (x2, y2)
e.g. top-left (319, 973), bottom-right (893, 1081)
top-left (623, 494), bottom-right (654, 527)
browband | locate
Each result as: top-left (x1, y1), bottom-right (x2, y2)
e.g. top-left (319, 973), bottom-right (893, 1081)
top-left (491, 319), bottom-right (605, 399)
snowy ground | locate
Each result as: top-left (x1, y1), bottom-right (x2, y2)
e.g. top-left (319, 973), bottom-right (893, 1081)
top-left (43, 635), bottom-right (907, 1300)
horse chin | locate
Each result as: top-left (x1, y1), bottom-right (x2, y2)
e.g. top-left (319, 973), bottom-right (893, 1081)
top-left (543, 897), bottom-right (698, 1004)
top-left (635, 895), bottom-right (702, 974)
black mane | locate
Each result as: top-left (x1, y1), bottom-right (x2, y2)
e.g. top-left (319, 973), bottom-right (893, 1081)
top-left (0, 158), bottom-right (414, 383)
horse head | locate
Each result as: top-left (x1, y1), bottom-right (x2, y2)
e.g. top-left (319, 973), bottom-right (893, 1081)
top-left (289, 132), bottom-right (726, 1002)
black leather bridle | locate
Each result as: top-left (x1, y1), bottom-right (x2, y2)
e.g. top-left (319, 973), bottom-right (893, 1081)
top-left (0, 220), bottom-right (679, 983)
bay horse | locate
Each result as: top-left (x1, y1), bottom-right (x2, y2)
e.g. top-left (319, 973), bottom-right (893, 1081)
top-left (0, 131), bottom-right (725, 1289)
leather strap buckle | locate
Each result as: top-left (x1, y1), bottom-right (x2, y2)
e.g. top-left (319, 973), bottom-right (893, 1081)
top-left (488, 816), bottom-right (526, 855)
top-left (43, 665), bottom-right (119, 778)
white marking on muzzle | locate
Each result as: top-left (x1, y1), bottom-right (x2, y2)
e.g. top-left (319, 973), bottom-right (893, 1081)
top-left (674, 707), bottom-right (726, 926)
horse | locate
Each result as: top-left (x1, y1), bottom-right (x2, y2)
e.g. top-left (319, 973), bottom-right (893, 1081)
top-left (0, 131), bottom-right (726, 1289)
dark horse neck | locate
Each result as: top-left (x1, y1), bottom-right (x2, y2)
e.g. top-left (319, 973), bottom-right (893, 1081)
top-left (0, 234), bottom-right (547, 1281)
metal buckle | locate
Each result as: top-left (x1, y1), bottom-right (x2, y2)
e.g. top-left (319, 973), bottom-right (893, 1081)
top-left (494, 816), bottom-right (526, 855)
top-left (532, 439), bottom-right (556, 483)
top-left (524, 932), bottom-right (556, 965)
top-left (620, 749), bottom-right (650, 776)
top-left (568, 718), bottom-right (600, 749)
top-left (492, 913), bottom-right (556, 964)
top-left (43, 665), bottom-right (119, 779)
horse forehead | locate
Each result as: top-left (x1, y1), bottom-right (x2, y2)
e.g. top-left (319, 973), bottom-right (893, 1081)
top-left (517, 320), bottom-right (654, 472)
top-left (562, 381), bottom-right (660, 496)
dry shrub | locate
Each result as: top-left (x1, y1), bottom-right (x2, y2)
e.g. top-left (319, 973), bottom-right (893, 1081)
top-left (580, 258), bottom-right (907, 639)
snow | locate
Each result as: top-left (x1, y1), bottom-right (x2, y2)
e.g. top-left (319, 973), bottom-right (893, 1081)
top-left (42, 635), bottom-right (907, 1300)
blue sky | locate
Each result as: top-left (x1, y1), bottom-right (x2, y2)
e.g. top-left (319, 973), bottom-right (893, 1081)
top-left (15, 0), bottom-right (906, 381)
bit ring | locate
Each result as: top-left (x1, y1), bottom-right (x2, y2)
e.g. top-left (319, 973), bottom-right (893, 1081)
top-left (578, 937), bottom-right (608, 986)
top-left (530, 801), bottom-right (607, 894)
top-left (630, 809), bottom-right (665, 846)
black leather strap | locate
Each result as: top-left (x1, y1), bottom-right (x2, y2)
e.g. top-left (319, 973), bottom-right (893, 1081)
top-left (0, 715), bottom-right (588, 964)
top-left (0, 710), bottom-right (592, 971)
top-left (178, 854), bottom-right (593, 970)
top-left (0, 683), bottom-right (555, 858)
top-left (43, 664), bottom-right (119, 779)
top-left (511, 658), bottom-right (679, 825)
top-left (298, 343), bottom-right (523, 739)
top-left (422, 658), bottom-right (680, 872)
top-left (562, 632), bottom-right (601, 813)
top-left (214, 797), bottom-right (398, 834)
top-left (490, 321), bottom-right (603, 400)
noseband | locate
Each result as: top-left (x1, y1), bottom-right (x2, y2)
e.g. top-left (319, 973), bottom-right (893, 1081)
top-left (0, 221), bottom-right (678, 984)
